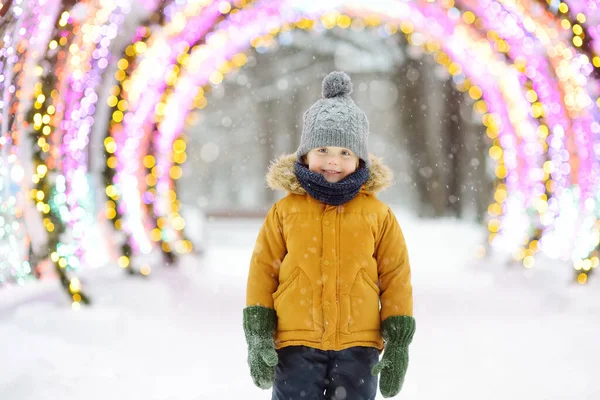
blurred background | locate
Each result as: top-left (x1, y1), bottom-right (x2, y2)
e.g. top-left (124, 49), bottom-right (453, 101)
top-left (1, 0), bottom-right (600, 399)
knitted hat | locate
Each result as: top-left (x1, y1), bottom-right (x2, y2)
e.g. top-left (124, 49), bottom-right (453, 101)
top-left (296, 71), bottom-right (370, 167)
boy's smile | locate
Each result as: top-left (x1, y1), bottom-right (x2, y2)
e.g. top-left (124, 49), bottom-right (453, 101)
top-left (306, 146), bottom-right (360, 183)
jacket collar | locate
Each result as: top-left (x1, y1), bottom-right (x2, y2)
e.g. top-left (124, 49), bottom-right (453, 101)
top-left (266, 153), bottom-right (394, 195)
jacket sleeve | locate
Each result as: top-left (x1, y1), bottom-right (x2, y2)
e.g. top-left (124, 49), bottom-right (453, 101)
top-left (246, 203), bottom-right (287, 309)
top-left (375, 208), bottom-right (413, 320)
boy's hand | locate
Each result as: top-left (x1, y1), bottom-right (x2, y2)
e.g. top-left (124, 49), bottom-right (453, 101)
top-left (372, 343), bottom-right (409, 397)
top-left (371, 316), bottom-right (416, 398)
top-left (243, 306), bottom-right (279, 389)
top-left (247, 337), bottom-right (278, 388)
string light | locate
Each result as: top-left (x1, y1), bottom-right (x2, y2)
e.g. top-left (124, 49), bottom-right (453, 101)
top-left (104, 28), bottom-right (152, 275)
top-left (24, 3), bottom-right (91, 304)
top-left (448, 3), bottom-right (565, 264)
top-left (0, 0), bottom-right (31, 287)
top-left (60, 0), bottom-right (132, 271)
top-left (148, 0), bottom-right (252, 258)
top-left (504, 1), bottom-right (599, 278)
top-left (115, 0), bottom-right (230, 261)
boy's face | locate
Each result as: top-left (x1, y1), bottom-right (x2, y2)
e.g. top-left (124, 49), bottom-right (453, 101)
top-left (305, 146), bottom-right (360, 183)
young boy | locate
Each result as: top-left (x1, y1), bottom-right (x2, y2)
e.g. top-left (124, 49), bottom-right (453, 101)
top-left (243, 71), bottom-right (415, 399)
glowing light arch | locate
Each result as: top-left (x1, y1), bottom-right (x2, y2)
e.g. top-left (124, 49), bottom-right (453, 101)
top-left (115, 0), bottom-right (586, 261)
top-left (155, 0), bottom-right (543, 249)
top-left (35, 0), bottom-right (598, 279)
top-left (452, 0), bottom-right (599, 261)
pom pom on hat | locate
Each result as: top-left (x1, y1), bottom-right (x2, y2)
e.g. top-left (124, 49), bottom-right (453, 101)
top-left (321, 71), bottom-right (353, 98)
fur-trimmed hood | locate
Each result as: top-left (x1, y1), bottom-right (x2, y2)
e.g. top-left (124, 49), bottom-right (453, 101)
top-left (266, 153), bottom-right (393, 195)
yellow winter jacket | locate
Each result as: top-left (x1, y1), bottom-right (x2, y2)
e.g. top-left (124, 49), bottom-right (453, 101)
top-left (246, 154), bottom-right (413, 352)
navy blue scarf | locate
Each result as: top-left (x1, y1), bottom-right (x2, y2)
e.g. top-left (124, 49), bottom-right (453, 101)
top-left (294, 161), bottom-right (370, 206)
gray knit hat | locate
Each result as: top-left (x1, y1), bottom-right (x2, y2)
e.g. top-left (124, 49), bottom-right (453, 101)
top-left (296, 71), bottom-right (370, 167)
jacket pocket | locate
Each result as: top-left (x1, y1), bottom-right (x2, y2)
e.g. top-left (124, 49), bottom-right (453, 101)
top-left (273, 268), bottom-right (314, 332)
top-left (344, 270), bottom-right (381, 333)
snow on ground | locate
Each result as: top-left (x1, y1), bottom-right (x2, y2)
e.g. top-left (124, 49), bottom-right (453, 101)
top-left (1, 211), bottom-right (600, 400)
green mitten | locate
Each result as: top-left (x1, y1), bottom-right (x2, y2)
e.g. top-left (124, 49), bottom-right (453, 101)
top-left (243, 305), bottom-right (279, 389)
top-left (371, 316), bottom-right (416, 398)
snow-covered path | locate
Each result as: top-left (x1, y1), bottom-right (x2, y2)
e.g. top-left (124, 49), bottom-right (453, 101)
top-left (1, 214), bottom-right (599, 399)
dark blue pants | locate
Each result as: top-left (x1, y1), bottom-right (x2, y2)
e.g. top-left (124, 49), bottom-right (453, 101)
top-left (271, 346), bottom-right (379, 400)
